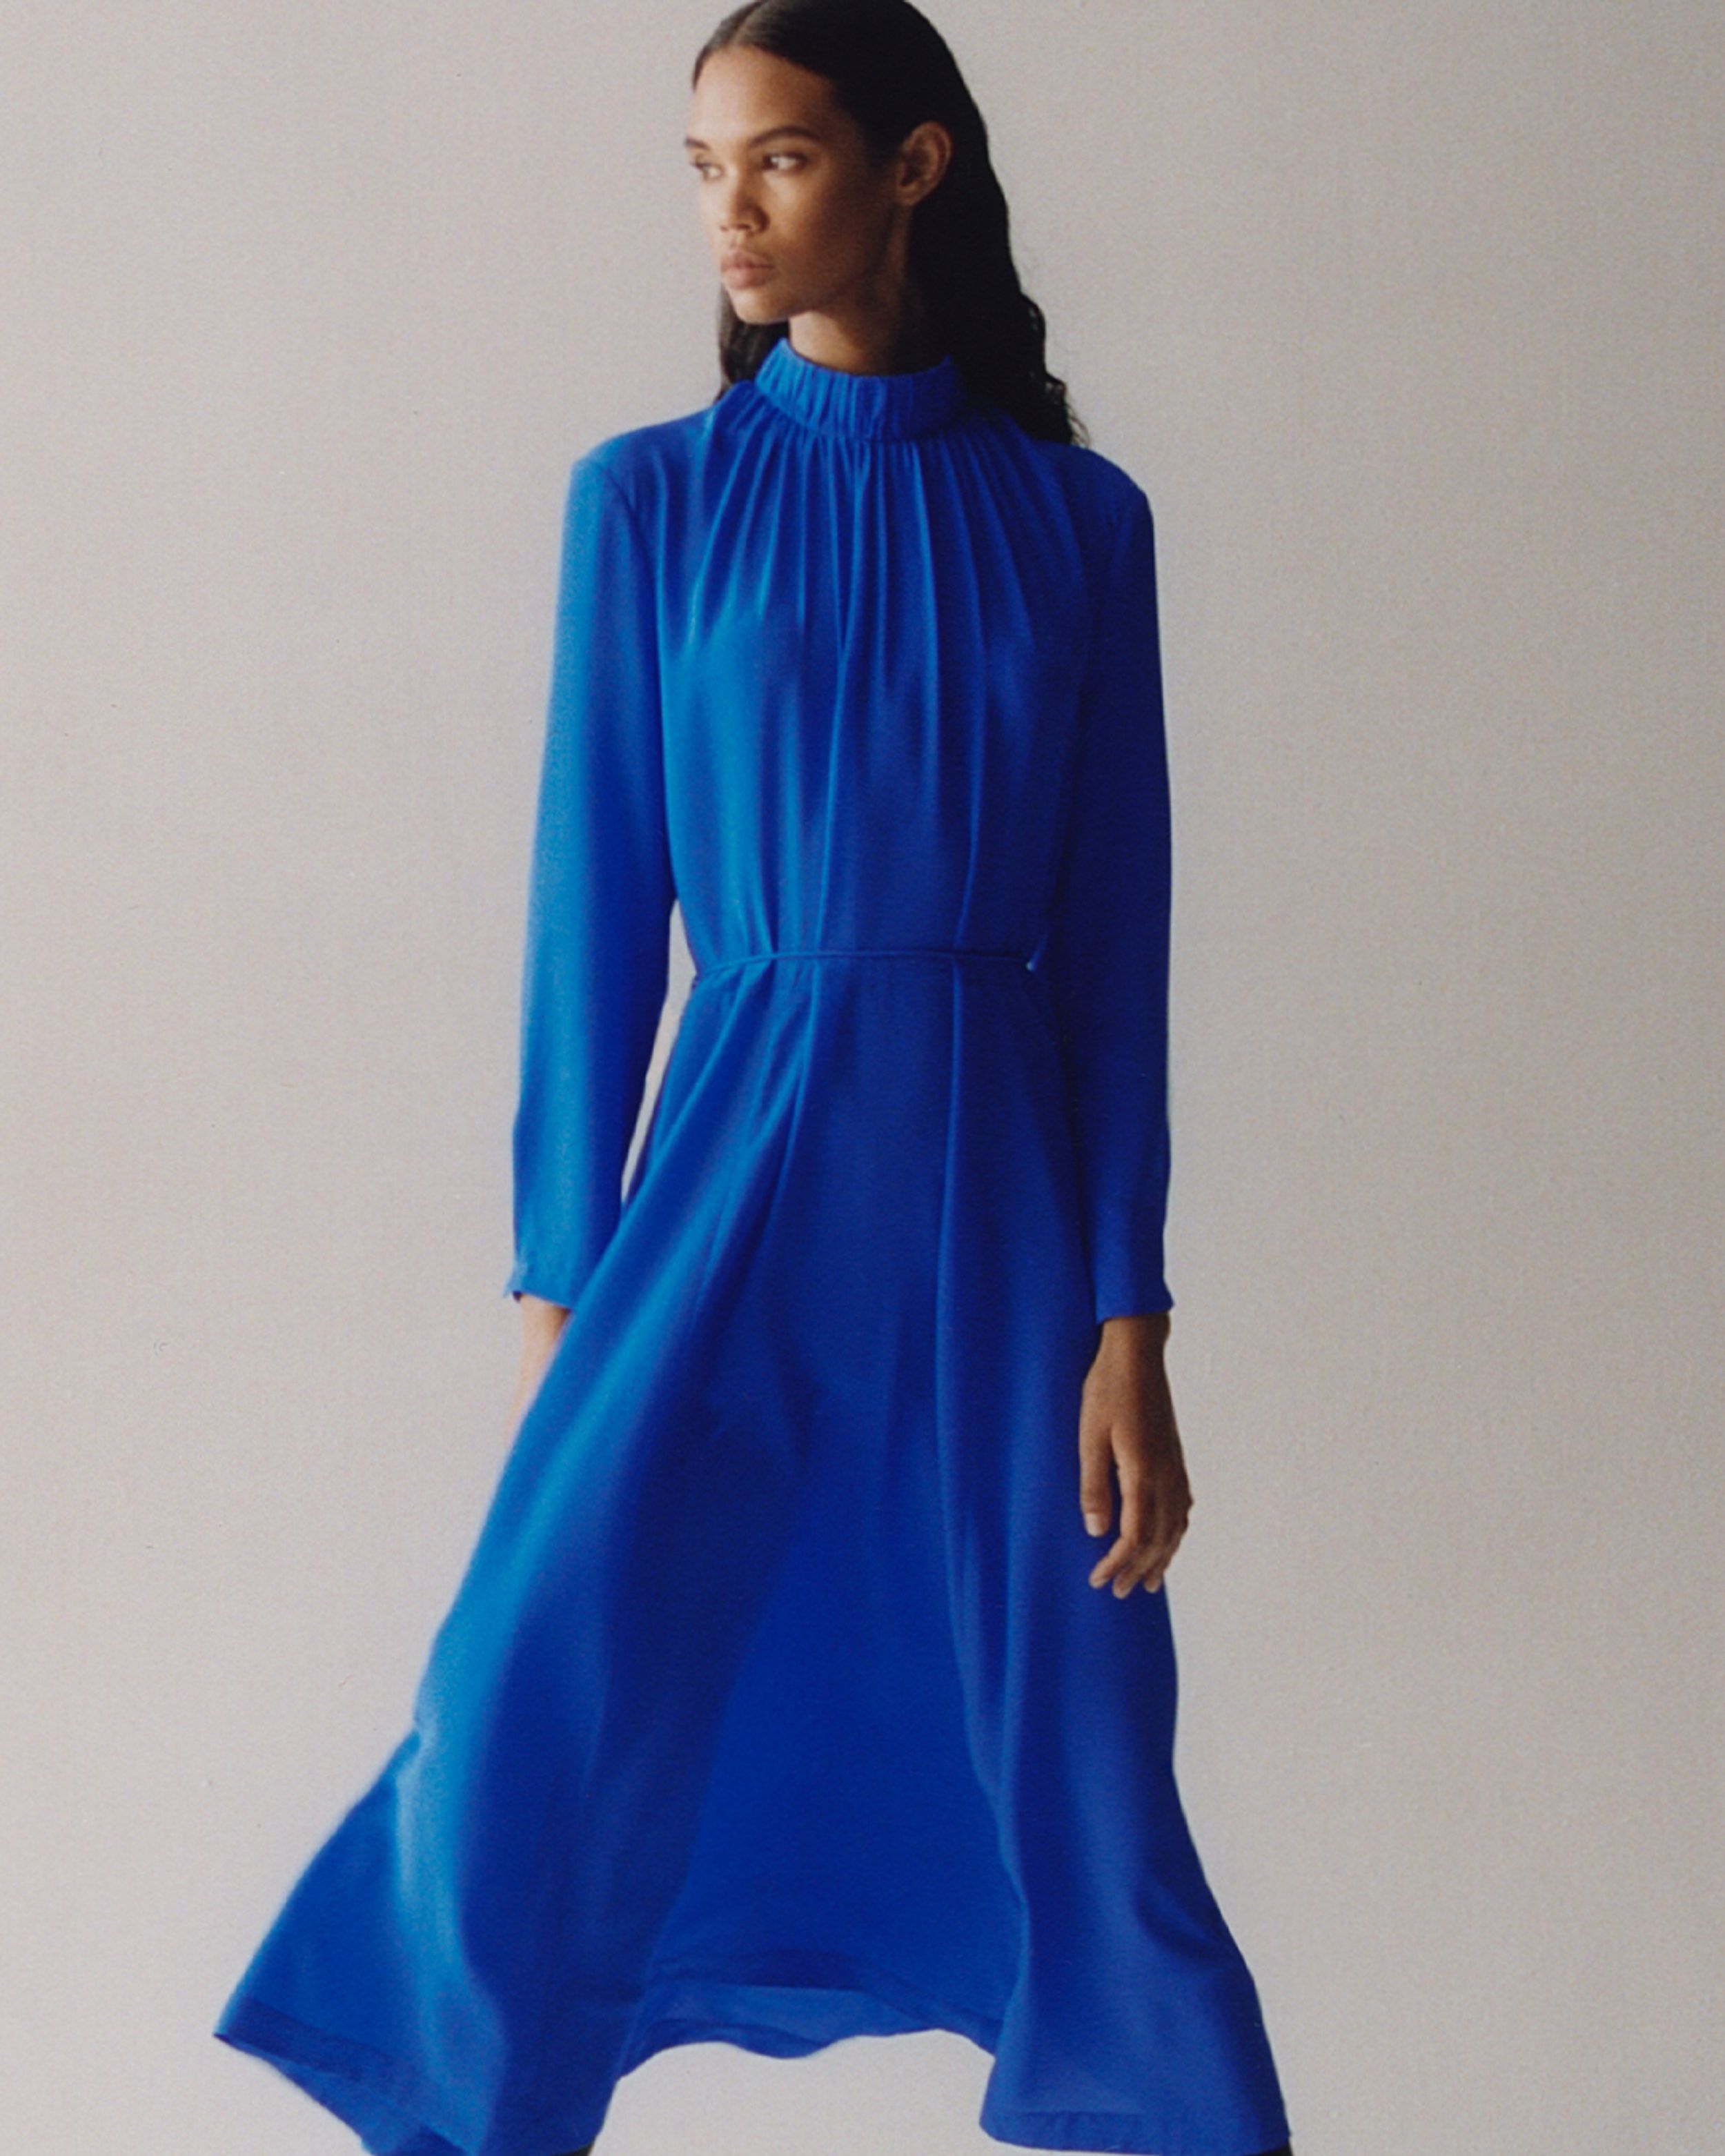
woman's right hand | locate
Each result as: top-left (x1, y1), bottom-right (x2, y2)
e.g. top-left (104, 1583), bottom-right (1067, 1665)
top-left (508, 1294), bottom-right (571, 1432)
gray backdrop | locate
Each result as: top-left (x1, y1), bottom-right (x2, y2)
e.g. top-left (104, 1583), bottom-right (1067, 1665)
top-left (3, 3), bottom-right (1719, 2151)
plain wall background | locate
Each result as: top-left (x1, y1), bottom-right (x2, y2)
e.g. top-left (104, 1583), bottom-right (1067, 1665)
top-left (3, 3), bottom-right (1720, 2150)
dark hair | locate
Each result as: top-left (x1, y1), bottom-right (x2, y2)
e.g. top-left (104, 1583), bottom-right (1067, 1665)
top-left (692, 0), bottom-right (1087, 446)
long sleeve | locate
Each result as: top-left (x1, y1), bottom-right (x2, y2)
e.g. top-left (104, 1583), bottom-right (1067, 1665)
top-left (504, 451), bottom-right (676, 1309)
top-left (1035, 482), bottom-right (1176, 1323)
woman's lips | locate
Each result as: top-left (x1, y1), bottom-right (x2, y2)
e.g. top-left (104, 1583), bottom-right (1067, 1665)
top-left (721, 257), bottom-right (773, 285)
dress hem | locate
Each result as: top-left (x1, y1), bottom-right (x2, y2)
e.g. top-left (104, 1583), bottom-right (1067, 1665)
top-left (215, 1966), bottom-right (1290, 2156)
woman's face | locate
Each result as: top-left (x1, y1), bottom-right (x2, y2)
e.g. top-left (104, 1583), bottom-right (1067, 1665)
top-left (685, 44), bottom-right (947, 342)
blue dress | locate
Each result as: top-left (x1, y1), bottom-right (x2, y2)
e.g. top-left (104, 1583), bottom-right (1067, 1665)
top-left (213, 334), bottom-right (1292, 2156)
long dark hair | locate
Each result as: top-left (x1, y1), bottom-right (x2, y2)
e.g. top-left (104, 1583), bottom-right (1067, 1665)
top-left (692, 0), bottom-right (1087, 447)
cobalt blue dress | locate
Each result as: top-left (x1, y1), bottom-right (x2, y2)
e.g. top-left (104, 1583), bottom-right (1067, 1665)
top-left (213, 333), bottom-right (1292, 2156)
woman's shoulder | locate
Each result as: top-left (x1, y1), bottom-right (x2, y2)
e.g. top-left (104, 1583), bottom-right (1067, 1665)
top-left (1012, 422), bottom-right (1151, 533)
top-left (557, 390), bottom-right (733, 520)
top-left (973, 406), bottom-right (1154, 588)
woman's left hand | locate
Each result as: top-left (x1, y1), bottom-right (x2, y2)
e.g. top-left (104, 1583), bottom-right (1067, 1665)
top-left (1078, 1313), bottom-right (1192, 1596)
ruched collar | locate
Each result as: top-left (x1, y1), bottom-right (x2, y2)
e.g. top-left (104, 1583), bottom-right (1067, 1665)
top-left (750, 333), bottom-right (967, 440)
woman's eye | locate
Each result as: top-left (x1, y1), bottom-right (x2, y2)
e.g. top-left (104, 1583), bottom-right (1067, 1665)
top-left (687, 153), bottom-right (804, 179)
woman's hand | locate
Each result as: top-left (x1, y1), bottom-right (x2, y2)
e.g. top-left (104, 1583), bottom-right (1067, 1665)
top-left (508, 1294), bottom-right (571, 1434)
top-left (1078, 1312), bottom-right (1192, 1596)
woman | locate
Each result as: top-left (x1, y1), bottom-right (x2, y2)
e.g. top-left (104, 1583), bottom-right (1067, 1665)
top-left (214, 4), bottom-right (1294, 2152)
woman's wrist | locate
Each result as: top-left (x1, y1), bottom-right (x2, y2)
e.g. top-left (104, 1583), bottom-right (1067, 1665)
top-left (1098, 1311), bottom-right (1170, 1357)
top-left (517, 1294), bottom-right (571, 1353)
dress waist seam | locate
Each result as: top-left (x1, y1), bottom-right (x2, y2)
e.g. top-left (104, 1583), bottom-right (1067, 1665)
top-left (691, 945), bottom-right (1032, 990)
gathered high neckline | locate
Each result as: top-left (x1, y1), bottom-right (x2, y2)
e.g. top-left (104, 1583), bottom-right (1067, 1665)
top-left (750, 334), bottom-right (967, 440)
